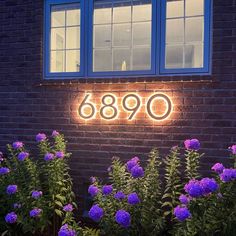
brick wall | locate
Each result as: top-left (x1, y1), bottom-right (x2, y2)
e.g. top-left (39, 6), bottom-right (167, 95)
top-left (0, 0), bottom-right (236, 204)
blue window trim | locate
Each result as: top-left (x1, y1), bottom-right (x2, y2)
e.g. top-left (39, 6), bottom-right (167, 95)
top-left (44, 0), bottom-right (212, 79)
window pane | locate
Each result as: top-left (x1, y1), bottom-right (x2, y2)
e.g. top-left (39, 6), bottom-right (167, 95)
top-left (113, 2), bottom-right (131, 23)
top-left (113, 49), bottom-right (131, 71)
top-left (51, 28), bottom-right (65, 50)
top-left (94, 1), bottom-right (112, 24)
top-left (67, 7), bottom-right (80, 26)
top-left (133, 2), bottom-right (151, 21)
top-left (133, 47), bottom-right (151, 70)
top-left (166, 19), bottom-right (184, 43)
top-left (186, 0), bottom-right (204, 16)
top-left (166, 0), bottom-right (184, 18)
top-left (185, 17), bottom-right (204, 43)
top-left (166, 45), bottom-right (184, 68)
top-left (94, 25), bottom-right (111, 48)
top-left (185, 44), bottom-right (203, 68)
top-left (133, 22), bottom-right (151, 46)
top-left (113, 24), bottom-right (131, 47)
top-left (94, 49), bottom-right (112, 71)
top-left (66, 27), bottom-right (80, 49)
top-left (51, 7), bottom-right (65, 27)
top-left (51, 51), bottom-right (65, 72)
top-left (66, 50), bottom-right (80, 72)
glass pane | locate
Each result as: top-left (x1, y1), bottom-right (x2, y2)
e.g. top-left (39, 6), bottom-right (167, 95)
top-left (133, 47), bottom-right (151, 70)
top-left (133, 22), bottom-right (151, 46)
top-left (166, 45), bottom-right (184, 68)
top-left (185, 44), bottom-right (203, 68)
top-left (113, 49), bottom-right (131, 71)
top-left (166, 19), bottom-right (184, 43)
top-left (166, 0), bottom-right (184, 18)
top-left (94, 25), bottom-right (111, 48)
top-left (94, 49), bottom-right (112, 71)
top-left (66, 50), bottom-right (80, 72)
top-left (67, 8), bottom-right (80, 26)
top-left (133, 2), bottom-right (151, 22)
top-left (94, 2), bottom-right (112, 24)
top-left (186, 0), bottom-right (204, 16)
top-left (113, 23), bottom-right (131, 47)
top-left (51, 51), bottom-right (65, 72)
top-left (186, 17), bottom-right (204, 43)
top-left (51, 7), bottom-right (65, 27)
top-left (51, 28), bottom-right (65, 50)
top-left (113, 2), bottom-right (131, 23)
top-left (66, 27), bottom-right (80, 49)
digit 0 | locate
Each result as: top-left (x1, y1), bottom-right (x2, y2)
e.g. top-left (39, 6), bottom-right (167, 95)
top-left (78, 94), bottom-right (96, 120)
top-left (146, 94), bottom-right (172, 120)
top-left (122, 94), bottom-right (141, 120)
top-left (100, 94), bottom-right (118, 120)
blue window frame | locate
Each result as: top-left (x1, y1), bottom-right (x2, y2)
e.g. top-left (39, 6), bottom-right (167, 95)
top-left (44, 0), bottom-right (212, 79)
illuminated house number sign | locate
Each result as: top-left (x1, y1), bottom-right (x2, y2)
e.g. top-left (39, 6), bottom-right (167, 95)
top-left (78, 93), bottom-right (173, 121)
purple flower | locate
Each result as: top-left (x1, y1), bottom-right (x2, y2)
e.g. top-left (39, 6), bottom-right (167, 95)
top-left (128, 192), bottom-right (140, 205)
top-left (36, 133), bottom-right (46, 142)
top-left (229, 145), bottom-right (236, 155)
top-left (200, 178), bottom-right (219, 195)
top-left (90, 176), bottom-right (96, 184)
top-left (88, 185), bottom-right (99, 197)
top-left (63, 204), bottom-right (73, 212)
top-left (102, 185), bottom-right (113, 195)
top-left (115, 210), bottom-right (131, 228)
top-left (12, 141), bottom-right (23, 150)
top-left (174, 206), bottom-right (191, 221)
top-left (0, 152), bottom-right (4, 162)
top-left (32, 191), bottom-right (43, 199)
top-left (114, 191), bottom-right (126, 200)
top-left (7, 185), bottom-right (18, 195)
top-left (58, 224), bottom-right (76, 236)
top-left (0, 167), bottom-right (10, 175)
top-left (13, 203), bottom-right (22, 209)
top-left (220, 168), bottom-right (236, 182)
top-left (179, 194), bottom-right (190, 205)
top-left (30, 208), bottom-right (42, 218)
top-left (184, 180), bottom-right (203, 198)
top-left (44, 153), bottom-right (54, 161)
top-left (52, 130), bottom-right (60, 137)
top-left (5, 212), bottom-right (17, 224)
top-left (184, 139), bottom-right (200, 151)
top-left (211, 163), bottom-right (225, 174)
top-left (126, 156), bottom-right (139, 172)
top-left (89, 204), bottom-right (104, 222)
top-left (18, 152), bottom-right (29, 161)
top-left (55, 151), bottom-right (65, 159)
top-left (131, 165), bottom-right (144, 178)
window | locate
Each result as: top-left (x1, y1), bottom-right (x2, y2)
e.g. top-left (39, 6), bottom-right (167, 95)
top-left (44, 0), bottom-right (212, 78)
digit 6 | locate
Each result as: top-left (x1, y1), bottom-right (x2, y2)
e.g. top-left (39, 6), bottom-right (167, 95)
top-left (78, 94), bottom-right (96, 119)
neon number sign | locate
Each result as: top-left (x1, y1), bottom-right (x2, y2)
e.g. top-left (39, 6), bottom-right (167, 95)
top-left (78, 93), bottom-right (173, 121)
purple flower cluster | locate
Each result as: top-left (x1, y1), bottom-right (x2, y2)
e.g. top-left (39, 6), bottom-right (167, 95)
top-left (184, 180), bottom-right (203, 198)
top-left (211, 163), bottom-right (224, 174)
top-left (5, 212), bottom-right (17, 224)
top-left (115, 210), bottom-right (131, 228)
top-left (126, 156), bottom-right (144, 178)
top-left (184, 139), bottom-right (200, 151)
top-left (0, 167), bottom-right (10, 175)
top-left (220, 168), bottom-right (236, 182)
top-left (36, 133), bottom-right (47, 143)
top-left (179, 194), bottom-right (190, 205)
top-left (12, 141), bottom-right (23, 150)
top-left (200, 178), bottom-right (219, 195)
top-left (58, 224), bottom-right (76, 236)
top-left (114, 191), bottom-right (126, 200)
top-left (90, 176), bottom-right (96, 184)
top-left (174, 206), bottom-right (191, 221)
top-left (126, 157), bottom-right (139, 172)
top-left (88, 185), bottom-right (99, 197)
top-left (18, 152), bottom-right (29, 161)
top-left (30, 208), bottom-right (42, 218)
top-left (55, 151), bottom-right (64, 159)
top-left (89, 204), bottom-right (104, 222)
top-left (32, 190), bottom-right (43, 199)
top-left (127, 192), bottom-right (140, 205)
top-left (229, 144), bottom-right (236, 155)
top-left (7, 185), bottom-right (18, 195)
top-left (102, 185), bottom-right (113, 195)
top-left (44, 153), bottom-right (54, 161)
top-left (63, 204), bottom-right (73, 212)
top-left (52, 130), bottom-right (60, 137)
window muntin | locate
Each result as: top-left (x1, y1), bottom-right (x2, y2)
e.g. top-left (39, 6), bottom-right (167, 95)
top-left (92, 0), bottom-right (152, 72)
top-left (50, 3), bottom-right (81, 73)
top-left (165, 0), bottom-right (205, 69)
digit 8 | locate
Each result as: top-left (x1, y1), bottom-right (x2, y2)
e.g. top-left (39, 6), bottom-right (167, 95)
top-left (100, 94), bottom-right (118, 120)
